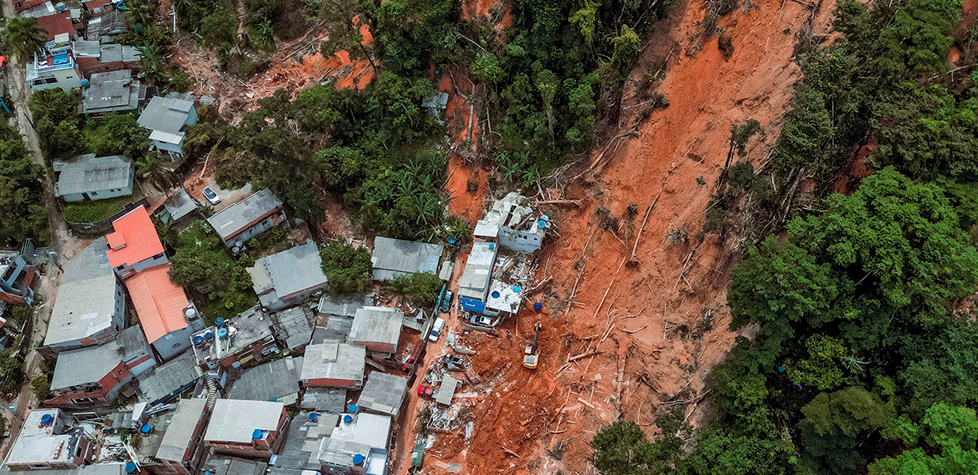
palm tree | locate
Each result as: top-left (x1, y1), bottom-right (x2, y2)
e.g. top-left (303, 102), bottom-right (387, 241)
top-left (2, 17), bottom-right (46, 62)
top-left (136, 152), bottom-right (174, 190)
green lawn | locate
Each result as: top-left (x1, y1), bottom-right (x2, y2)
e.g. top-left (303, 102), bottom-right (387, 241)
top-left (62, 187), bottom-right (144, 224)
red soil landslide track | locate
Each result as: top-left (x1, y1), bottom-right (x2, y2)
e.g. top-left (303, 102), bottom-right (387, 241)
top-left (420, 0), bottom-right (840, 473)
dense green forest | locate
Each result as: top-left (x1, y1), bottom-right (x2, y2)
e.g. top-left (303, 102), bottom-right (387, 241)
top-left (593, 0), bottom-right (978, 474)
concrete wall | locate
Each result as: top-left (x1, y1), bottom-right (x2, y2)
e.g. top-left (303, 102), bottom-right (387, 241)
top-left (152, 138), bottom-right (186, 158)
top-left (498, 227), bottom-right (543, 254)
top-left (30, 65), bottom-right (82, 91)
top-left (263, 283), bottom-right (327, 312)
top-left (115, 253), bottom-right (168, 279)
top-left (152, 325), bottom-right (193, 362)
top-left (46, 362), bottom-right (132, 408)
top-left (224, 211), bottom-right (287, 250)
top-left (86, 183), bottom-right (134, 201)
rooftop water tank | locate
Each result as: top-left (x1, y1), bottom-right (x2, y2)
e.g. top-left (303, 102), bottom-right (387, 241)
top-left (185, 307), bottom-right (197, 319)
top-left (80, 78), bottom-right (89, 88)
top-left (215, 317), bottom-right (225, 327)
top-left (348, 404), bottom-right (358, 413)
top-left (140, 424), bottom-right (152, 435)
top-left (204, 331), bottom-right (214, 340)
top-left (489, 243), bottom-right (495, 249)
top-left (309, 413), bottom-right (318, 422)
top-left (343, 415), bottom-right (353, 424)
top-left (513, 286), bottom-right (522, 292)
top-left (55, 2), bottom-right (65, 10)
top-left (352, 454), bottom-right (365, 466)
top-left (193, 335), bottom-right (204, 346)
top-left (533, 302), bottom-right (542, 311)
top-left (125, 463), bottom-right (137, 474)
top-left (40, 414), bottom-right (54, 426)
top-left (491, 291), bottom-right (500, 298)
top-left (217, 328), bottom-right (228, 339)
top-left (252, 429), bottom-right (264, 440)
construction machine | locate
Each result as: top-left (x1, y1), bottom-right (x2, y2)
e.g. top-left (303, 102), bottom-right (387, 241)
top-left (523, 321), bottom-right (541, 369)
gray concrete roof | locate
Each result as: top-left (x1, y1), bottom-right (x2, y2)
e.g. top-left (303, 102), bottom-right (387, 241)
top-left (45, 238), bottom-right (120, 347)
top-left (204, 399), bottom-right (284, 444)
top-left (458, 241), bottom-right (496, 300)
top-left (248, 242), bottom-right (327, 305)
top-left (73, 39), bottom-right (100, 58)
top-left (155, 398), bottom-right (208, 462)
top-left (311, 318), bottom-right (352, 344)
top-left (357, 372), bottom-right (408, 417)
top-left (137, 93), bottom-right (194, 134)
top-left (137, 351), bottom-right (201, 404)
top-left (5, 410), bottom-right (89, 467)
top-left (317, 292), bottom-right (372, 317)
top-left (206, 189), bottom-right (283, 241)
top-left (300, 387), bottom-right (346, 413)
top-left (227, 356), bottom-right (302, 403)
top-left (349, 306), bottom-right (403, 349)
top-left (55, 154), bottom-right (133, 197)
top-left (370, 237), bottom-right (443, 281)
top-left (436, 374), bottom-right (458, 406)
top-left (117, 324), bottom-right (151, 360)
top-left (51, 340), bottom-right (122, 390)
top-left (201, 454), bottom-right (268, 475)
top-left (299, 341), bottom-right (365, 385)
top-left (272, 307), bottom-right (313, 350)
top-left (0, 465), bottom-right (125, 475)
top-left (161, 188), bottom-right (198, 221)
top-left (81, 70), bottom-right (143, 114)
top-left (268, 412), bottom-right (330, 475)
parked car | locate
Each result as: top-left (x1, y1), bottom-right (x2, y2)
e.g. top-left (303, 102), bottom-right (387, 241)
top-left (440, 290), bottom-right (454, 313)
top-left (417, 385), bottom-right (435, 399)
top-left (444, 355), bottom-right (465, 371)
top-left (202, 187), bottom-right (221, 205)
top-left (428, 317), bottom-right (445, 342)
top-left (471, 315), bottom-right (494, 327)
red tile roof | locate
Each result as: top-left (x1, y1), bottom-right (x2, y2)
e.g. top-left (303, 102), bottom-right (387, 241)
top-left (125, 264), bottom-right (189, 343)
top-left (106, 206), bottom-right (165, 270)
top-left (35, 13), bottom-right (74, 42)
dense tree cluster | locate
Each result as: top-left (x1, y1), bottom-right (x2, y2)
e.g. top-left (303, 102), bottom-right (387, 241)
top-left (319, 240), bottom-right (372, 295)
top-left (0, 121), bottom-right (48, 246)
top-left (29, 89), bottom-right (149, 162)
top-left (168, 222), bottom-right (256, 321)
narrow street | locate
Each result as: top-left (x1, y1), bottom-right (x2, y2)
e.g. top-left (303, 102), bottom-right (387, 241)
top-left (0, 0), bottom-right (80, 458)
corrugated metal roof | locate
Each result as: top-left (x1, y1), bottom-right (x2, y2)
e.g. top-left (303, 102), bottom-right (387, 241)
top-left (155, 398), bottom-right (207, 462)
top-left (317, 292), bottom-right (372, 317)
top-left (248, 242), bottom-right (327, 304)
top-left (81, 71), bottom-right (141, 114)
top-left (204, 399), bottom-right (283, 444)
top-left (299, 341), bottom-right (365, 386)
top-left (105, 206), bottom-right (165, 269)
top-left (271, 307), bottom-right (313, 350)
top-left (51, 340), bottom-right (123, 389)
top-left (318, 413), bottom-right (390, 470)
top-left (45, 238), bottom-right (121, 346)
top-left (357, 372), bottom-right (407, 417)
top-left (125, 264), bottom-right (189, 343)
top-left (55, 154), bottom-right (133, 197)
top-left (227, 356), bottom-right (302, 403)
top-left (117, 324), bottom-right (151, 359)
top-left (137, 94), bottom-right (194, 134)
top-left (349, 307), bottom-right (403, 348)
top-left (162, 188), bottom-right (198, 221)
top-left (206, 189), bottom-right (284, 241)
top-left (137, 351), bottom-right (200, 404)
top-left (458, 242), bottom-right (496, 300)
top-left (370, 237), bottom-right (443, 281)
top-left (436, 375), bottom-right (458, 406)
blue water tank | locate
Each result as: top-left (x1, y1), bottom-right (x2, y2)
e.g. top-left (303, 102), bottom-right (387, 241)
top-left (204, 331), bottom-right (214, 340)
top-left (309, 413), bottom-right (318, 422)
top-left (533, 302), bottom-right (542, 311)
top-left (217, 328), bottom-right (228, 339)
top-left (513, 286), bottom-right (522, 292)
top-left (348, 404), bottom-right (358, 413)
top-left (489, 243), bottom-right (495, 249)
top-left (491, 291), bottom-right (500, 298)
top-left (140, 424), bottom-right (152, 435)
top-left (125, 463), bottom-right (137, 474)
top-left (448, 237), bottom-right (457, 245)
top-left (252, 429), bottom-right (264, 440)
top-left (343, 415), bottom-right (353, 424)
top-left (192, 335), bottom-right (204, 346)
top-left (538, 219), bottom-right (547, 229)
top-left (215, 317), bottom-right (225, 327)
top-left (80, 78), bottom-right (90, 88)
top-left (40, 414), bottom-right (53, 425)
top-left (352, 454), bottom-right (365, 465)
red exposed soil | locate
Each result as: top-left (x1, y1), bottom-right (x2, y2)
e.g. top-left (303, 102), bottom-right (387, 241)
top-left (406, 0), bottom-right (840, 473)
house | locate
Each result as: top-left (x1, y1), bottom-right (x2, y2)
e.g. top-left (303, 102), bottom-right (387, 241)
top-left (268, 411), bottom-right (332, 475)
top-left (190, 306), bottom-right (277, 369)
top-left (300, 387), bottom-right (346, 413)
top-left (73, 40), bottom-right (141, 76)
top-left (457, 241), bottom-right (497, 314)
top-left (0, 251), bottom-right (40, 305)
top-left (299, 341), bottom-right (365, 389)
top-left (43, 238), bottom-right (125, 354)
top-left (86, 8), bottom-right (126, 42)
top-left (54, 154), bottom-right (134, 202)
top-left (318, 412), bottom-right (392, 475)
top-left (317, 293), bottom-right (372, 318)
top-left (0, 466), bottom-right (128, 475)
top-left (125, 263), bottom-right (201, 361)
top-left (199, 455), bottom-right (267, 475)
top-left (80, 70), bottom-right (145, 115)
top-left (227, 357), bottom-right (302, 405)
top-left (270, 307), bottom-right (313, 352)
top-left (247, 242), bottom-right (328, 312)
top-left (485, 279), bottom-right (523, 318)
top-left (473, 192), bottom-right (549, 254)
top-left (206, 189), bottom-right (286, 253)
top-left (157, 188), bottom-right (199, 228)
top-left (137, 93), bottom-right (197, 158)
top-left (349, 306), bottom-right (404, 355)
top-left (137, 351), bottom-right (202, 405)
top-left (116, 324), bottom-right (159, 376)
top-left (105, 206), bottom-right (167, 279)
top-left (29, 32), bottom-right (82, 91)
top-left (46, 340), bottom-right (135, 407)
top-left (203, 400), bottom-right (289, 460)
top-left (3, 409), bottom-right (92, 470)
top-left (357, 372), bottom-right (408, 417)
top-left (132, 398), bottom-right (209, 475)
top-left (311, 319), bottom-right (352, 345)
top-left (371, 237), bottom-right (444, 281)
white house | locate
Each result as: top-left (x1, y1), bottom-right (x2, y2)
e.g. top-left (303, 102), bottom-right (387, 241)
top-left (137, 93), bottom-right (197, 159)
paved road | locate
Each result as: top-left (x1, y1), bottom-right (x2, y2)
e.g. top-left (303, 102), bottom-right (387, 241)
top-left (0, 0), bottom-right (78, 458)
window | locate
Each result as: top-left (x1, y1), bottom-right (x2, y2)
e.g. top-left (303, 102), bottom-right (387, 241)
top-left (29, 464), bottom-right (51, 469)
top-left (172, 343), bottom-right (181, 349)
top-left (163, 333), bottom-right (174, 340)
top-left (70, 397), bottom-right (98, 404)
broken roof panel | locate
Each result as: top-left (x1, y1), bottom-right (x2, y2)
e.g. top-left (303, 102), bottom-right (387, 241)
top-left (435, 374), bottom-right (458, 406)
top-left (227, 356), bottom-right (302, 403)
top-left (161, 188), bottom-right (198, 221)
top-left (272, 307), bottom-right (313, 350)
top-left (317, 292), bottom-right (372, 317)
top-left (357, 372), bottom-right (408, 417)
top-left (371, 237), bottom-right (443, 281)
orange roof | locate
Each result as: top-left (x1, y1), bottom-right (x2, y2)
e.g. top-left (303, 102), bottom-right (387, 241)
top-left (125, 264), bottom-right (189, 343)
top-left (105, 206), bottom-right (165, 269)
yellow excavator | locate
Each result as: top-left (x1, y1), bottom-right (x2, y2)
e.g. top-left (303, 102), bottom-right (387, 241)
top-left (523, 321), bottom-right (541, 369)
